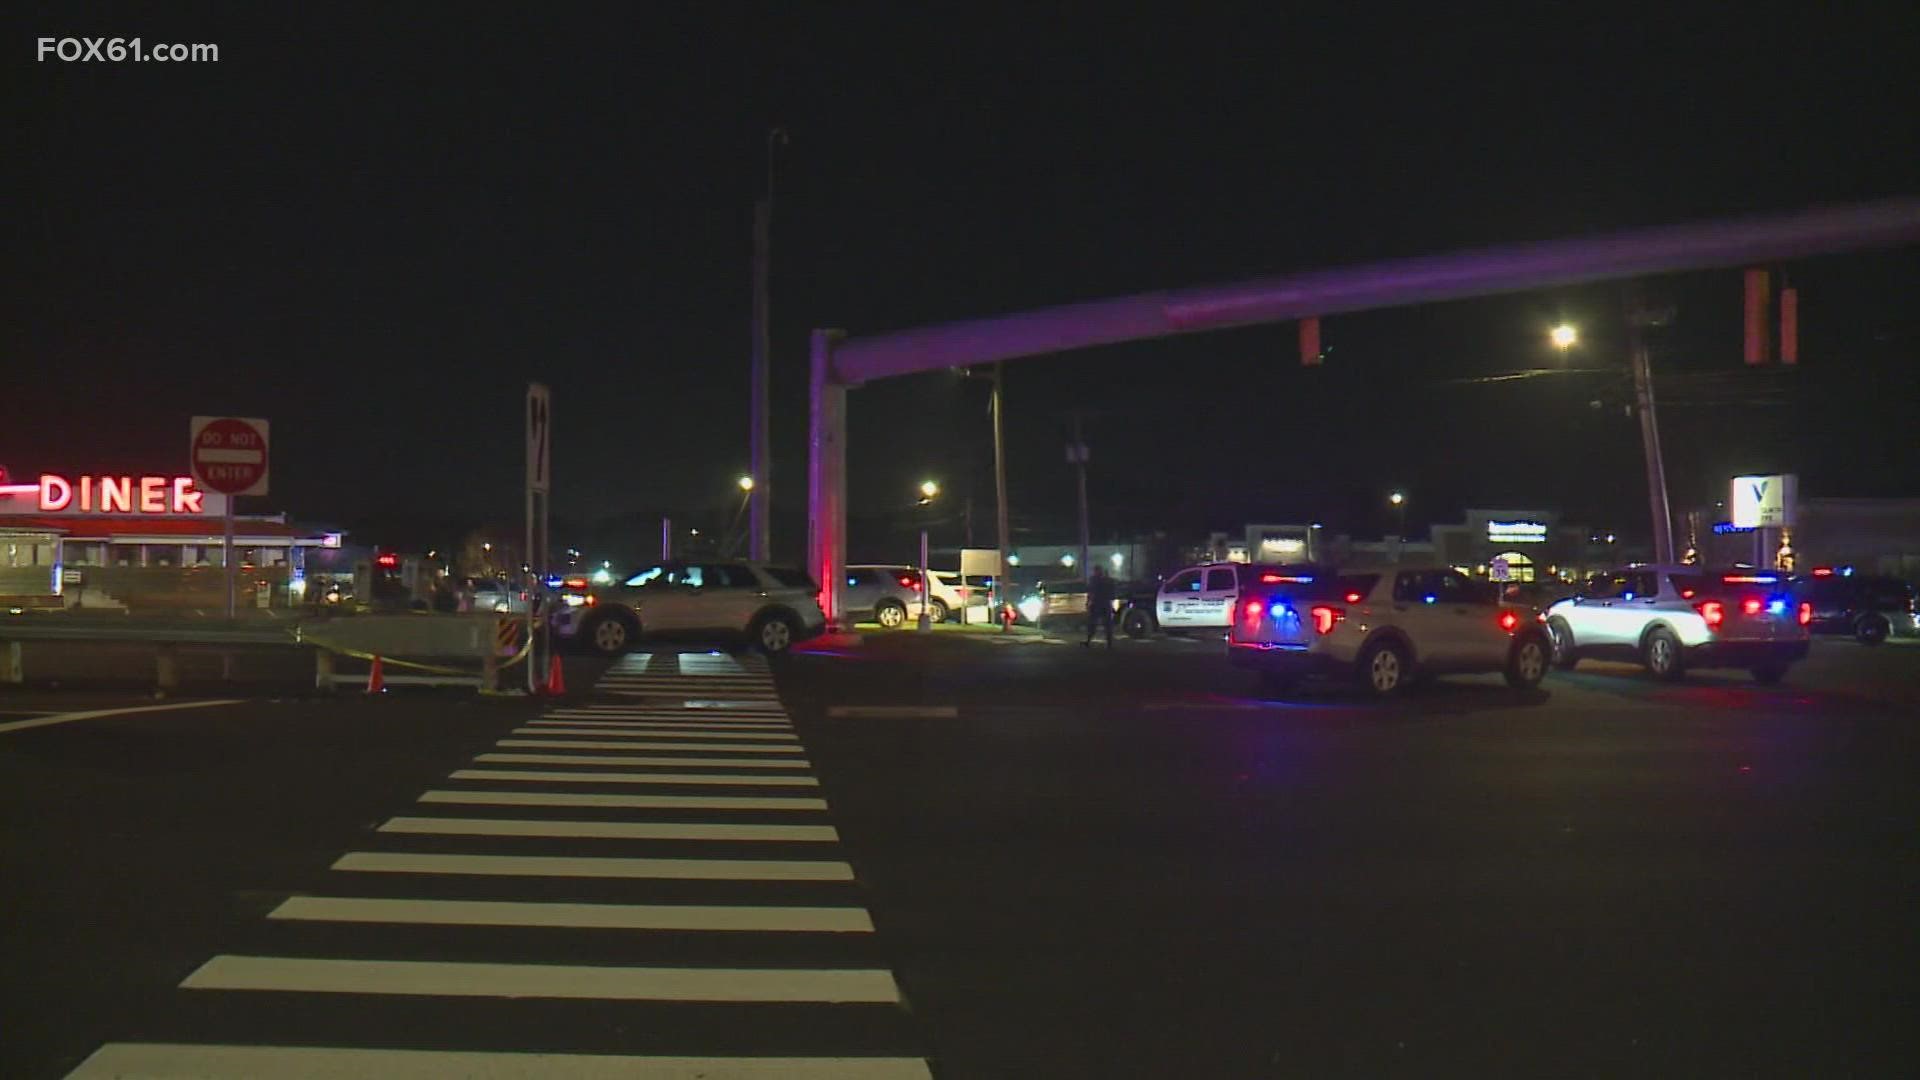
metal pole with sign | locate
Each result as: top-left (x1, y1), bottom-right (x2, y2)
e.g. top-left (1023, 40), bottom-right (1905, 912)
top-left (527, 384), bottom-right (552, 693)
top-left (190, 417), bottom-right (270, 621)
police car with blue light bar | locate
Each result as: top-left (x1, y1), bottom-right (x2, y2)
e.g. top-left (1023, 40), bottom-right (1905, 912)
top-left (1227, 566), bottom-right (1553, 697)
top-left (1545, 566), bottom-right (1811, 683)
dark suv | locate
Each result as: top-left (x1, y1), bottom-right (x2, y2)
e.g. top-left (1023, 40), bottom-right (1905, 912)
top-left (1790, 573), bottom-right (1917, 645)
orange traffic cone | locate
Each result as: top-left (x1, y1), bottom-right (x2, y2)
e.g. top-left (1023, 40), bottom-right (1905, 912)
top-left (544, 653), bottom-right (566, 696)
top-left (366, 654), bottom-right (385, 693)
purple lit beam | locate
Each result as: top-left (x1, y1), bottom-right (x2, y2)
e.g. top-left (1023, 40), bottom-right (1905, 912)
top-left (831, 196), bottom-right (1920, 383)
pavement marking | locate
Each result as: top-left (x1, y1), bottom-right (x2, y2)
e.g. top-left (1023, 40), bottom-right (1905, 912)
top-left (825, 705), bottom-right (960, 719)
top-left (482, 751), bottom-right (812, 768)
top-left (451, 769), bottom-right (819, 787)
top-left (379, 816), bottom-right (840, 842)
top-left (494, 738), bottom-right (805, 753)
top-left (0, 698), bottom-right (243, 735)
top-left (68, 1045), bottom-right (933, 1080)
top-left (515, 726), bottom-right (799, 741)
top-left (269, 896), bottom-right (874, 933)
top-left (540, 712), bottom-right (791, 724)
top-left (180, 955), bottom-right (900, 1002)
top-left (332, 851), bottom-right (855, 880)
top-left (419, 789), bottom-right (826, 811)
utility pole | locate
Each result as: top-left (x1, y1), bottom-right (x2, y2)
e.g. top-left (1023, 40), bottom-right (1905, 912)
top-left (1069, 412), bottom-right (1090, 586)
top-left (749, 128), bottom-right (787, 563)
top-left (1625, 286), bottom-right (1676, 565)
top-left (992, 362), bottom-right (1012, 631)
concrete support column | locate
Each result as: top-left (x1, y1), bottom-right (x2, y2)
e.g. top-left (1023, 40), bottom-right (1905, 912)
top-left (807, 328), bottom-right (848, 629)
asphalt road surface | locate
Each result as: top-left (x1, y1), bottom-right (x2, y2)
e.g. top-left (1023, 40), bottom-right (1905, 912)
top-left (2, 632), bottom-right (1915, 1078)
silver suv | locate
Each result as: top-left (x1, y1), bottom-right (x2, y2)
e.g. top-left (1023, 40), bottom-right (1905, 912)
top-left (1545, 566), bottom-right (1810, 683)
top-left (553, 560), bottom-right (826, 655)
top-left (1228, 566), bottom-right (1553, 697)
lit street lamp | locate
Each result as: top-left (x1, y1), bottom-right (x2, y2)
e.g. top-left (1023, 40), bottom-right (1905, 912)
top-left (1389, 491), bottom-right (1407, 560)
top-left (738, 475), bottom-right (755, 492)
top-left (917, 481), bottom-right (939, 631)
top-left (1550, 324), bottom-right (1578, 352)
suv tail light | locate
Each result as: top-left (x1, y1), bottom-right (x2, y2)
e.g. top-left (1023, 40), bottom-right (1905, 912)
top-left (1309, 605), bottom-right (1345, 635)
top-left (1797, 602), bottom-right (1812, 626)
top-left (1697, 600), bottom-right (1725, 630)
top-left (1244, 599), bottom-right (1264, 624)
top-left (896, 574), bottom-right (920, 590)
top-left (1497, 611), bottom-right (1519, 632)
top-left (1741, 598), bottom-right (1763, 616)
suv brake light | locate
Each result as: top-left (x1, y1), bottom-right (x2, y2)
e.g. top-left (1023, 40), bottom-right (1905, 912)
top-left (1797, 602), bottom-right (1812, 626)
top-left (1741, 598), bottom-right (1762, 616)
top-left (896, 574), bottom-right (920, 590)
top-left (1309, 605), bottom-right (1345, 635)
top-left (1498, 611), bottom-right (1519, 632)
top-left (1244, 599), bottom-right (1264, 623)
top-left (1697, 600), bottom-right (1725, 629)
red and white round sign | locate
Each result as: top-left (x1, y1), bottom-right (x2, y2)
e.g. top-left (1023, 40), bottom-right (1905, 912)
top-left (190, 416), bottom-right (270, 496)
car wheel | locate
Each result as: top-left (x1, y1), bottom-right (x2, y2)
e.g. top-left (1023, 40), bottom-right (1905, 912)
top-left (1505, 634), bottom-right (1549, 690)
top-left (751, 612), bottom-right (797, 654)
top-left (1121, 608), bottom-right (1154, 639)
top-left (927, 598), bottom-right (950, 623)
top-left (585, 612), bottom-right (636, 656)
top-left (874, 600), bottom-right (907, 629)
top-left (1547, 616), bottom-right (1580, 670)
top-left (1358, 639), bottom-right (1410, 697)
top-left (1751, 662), bottom-right (1789, 685)
top-left (1855, 614), bottom-right (1890, 646)
top-left (1643, 627), bottom-right (1684, 681)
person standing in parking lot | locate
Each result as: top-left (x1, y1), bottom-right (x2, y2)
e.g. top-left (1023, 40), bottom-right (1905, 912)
top-left (1085, 564), bottom-right (1116, 647)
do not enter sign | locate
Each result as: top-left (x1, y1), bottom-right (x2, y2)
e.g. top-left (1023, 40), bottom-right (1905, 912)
top-left (190, 416), bottom-right (270, 496)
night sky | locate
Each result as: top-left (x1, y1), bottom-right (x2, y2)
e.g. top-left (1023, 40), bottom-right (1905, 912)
top-left (6, 5), bottom-right (1918, 564)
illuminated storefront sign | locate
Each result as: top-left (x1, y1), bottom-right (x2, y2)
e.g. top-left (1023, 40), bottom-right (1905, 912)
top-left (0, 474), bottom-right (217, 516)
top-left (1731, 473), bottom-right (1796, 528)
top-left (1485, 520), bottom-right (1547, 543)
top-left (1257, 536), bottom-right (1306, 558)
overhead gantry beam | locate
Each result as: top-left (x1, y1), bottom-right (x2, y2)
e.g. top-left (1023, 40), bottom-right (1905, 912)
top-left (807, 196), bottom-right (1920, 625)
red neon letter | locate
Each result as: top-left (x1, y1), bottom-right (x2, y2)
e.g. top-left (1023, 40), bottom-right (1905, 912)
top-left (139, 476), bottom-right (166, 513)
top-left (100, 476), bottom-right (132, 513)
top-left (39, 474), bottom-right (73, 512)
top-left (80, 476), bottom-right (92, 511)
top-left (172, 478), bottom-right (204, 514)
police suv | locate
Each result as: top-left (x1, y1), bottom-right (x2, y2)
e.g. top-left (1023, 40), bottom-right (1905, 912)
top-left (1545, 566), bottom-right (1810, 683)
top-left (1227, 566), bottom-right (1554, 697)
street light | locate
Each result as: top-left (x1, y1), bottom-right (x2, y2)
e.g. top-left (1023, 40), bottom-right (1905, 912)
top-left (738, 475), bottom-right (755, 492)
top-left (1389, 491), bottom-right (1407, 561)
top-left (917, 481), bottom-right (939, 631)
top-left (1550, 324), bottom-right (1578, 351)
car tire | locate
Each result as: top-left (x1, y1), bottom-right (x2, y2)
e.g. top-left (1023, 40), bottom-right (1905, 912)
top-left (927, 598), bottom-right (950, 624)
top-left (1121, 608), bottom-right (1154, 639)
top-left (1751, 662), bottom-right (1789, 685)
top-left (583, 611), bottom-right (637, 657)
top-left (1855, 614), bottom-right (1890, 646)
top-left (1547, 616), bottom-right (1580, 670)
top-left (874, 600), bottom-right (907, 629)
top-left (1505, 633), bottom-right (1550, 690)
top-left (1358, 639), bottom-right (1411, 697)
top-left (751, 612), bottom-right (798, 655)
top-left (1643, 626), bottom-right (1685, 681)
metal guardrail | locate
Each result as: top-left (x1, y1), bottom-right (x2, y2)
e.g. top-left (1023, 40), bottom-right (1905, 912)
top-left (0, 614), bottom-right (517, 694)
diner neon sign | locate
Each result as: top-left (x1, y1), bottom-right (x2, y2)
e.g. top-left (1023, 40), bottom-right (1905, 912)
top-left (23, 474), bottom-right (207, 514)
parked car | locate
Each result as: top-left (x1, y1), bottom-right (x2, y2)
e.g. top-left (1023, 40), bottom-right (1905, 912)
top-left (1229, 565), bottom-right (1553, 696)
top-left (843, 565), bottom-right (946, 627)
top-left (1116, 562), bottom-right (1319, 638)
top-left (552, 560), bottom-right (825, 655)
top-left (1790, 571), bottom-right (1917, 645)
top-left (464, 576), bottom-right (531, 614)
top-left (1545, 566), bottom-right (1810, 683)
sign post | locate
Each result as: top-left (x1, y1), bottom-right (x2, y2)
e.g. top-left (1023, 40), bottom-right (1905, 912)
top-left (527, 384), bottom-right (552, 694)
top-left (190, 417), bottom-right (270, 619)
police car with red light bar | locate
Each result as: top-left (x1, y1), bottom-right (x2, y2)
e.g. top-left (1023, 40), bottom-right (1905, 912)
top-left (1227, 566), bottom-right (1553, 697)
top-left (1544, 566), bottom-right (1810, 683)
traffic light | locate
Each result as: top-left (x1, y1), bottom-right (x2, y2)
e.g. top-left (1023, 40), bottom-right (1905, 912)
top-left (1779, 286), bottom-right (1798, 365)
top-left (1743, 269), bottom-right (1771, 365)
top-left (1299, 317), bottom-right (1322, 366)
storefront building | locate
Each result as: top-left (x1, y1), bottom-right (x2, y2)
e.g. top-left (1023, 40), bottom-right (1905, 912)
top-left (0, 469), bottom-right (339, 610)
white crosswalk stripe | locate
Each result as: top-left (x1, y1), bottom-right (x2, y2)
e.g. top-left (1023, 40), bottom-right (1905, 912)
top-left (65, 649), bottom-right (928, 1075)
